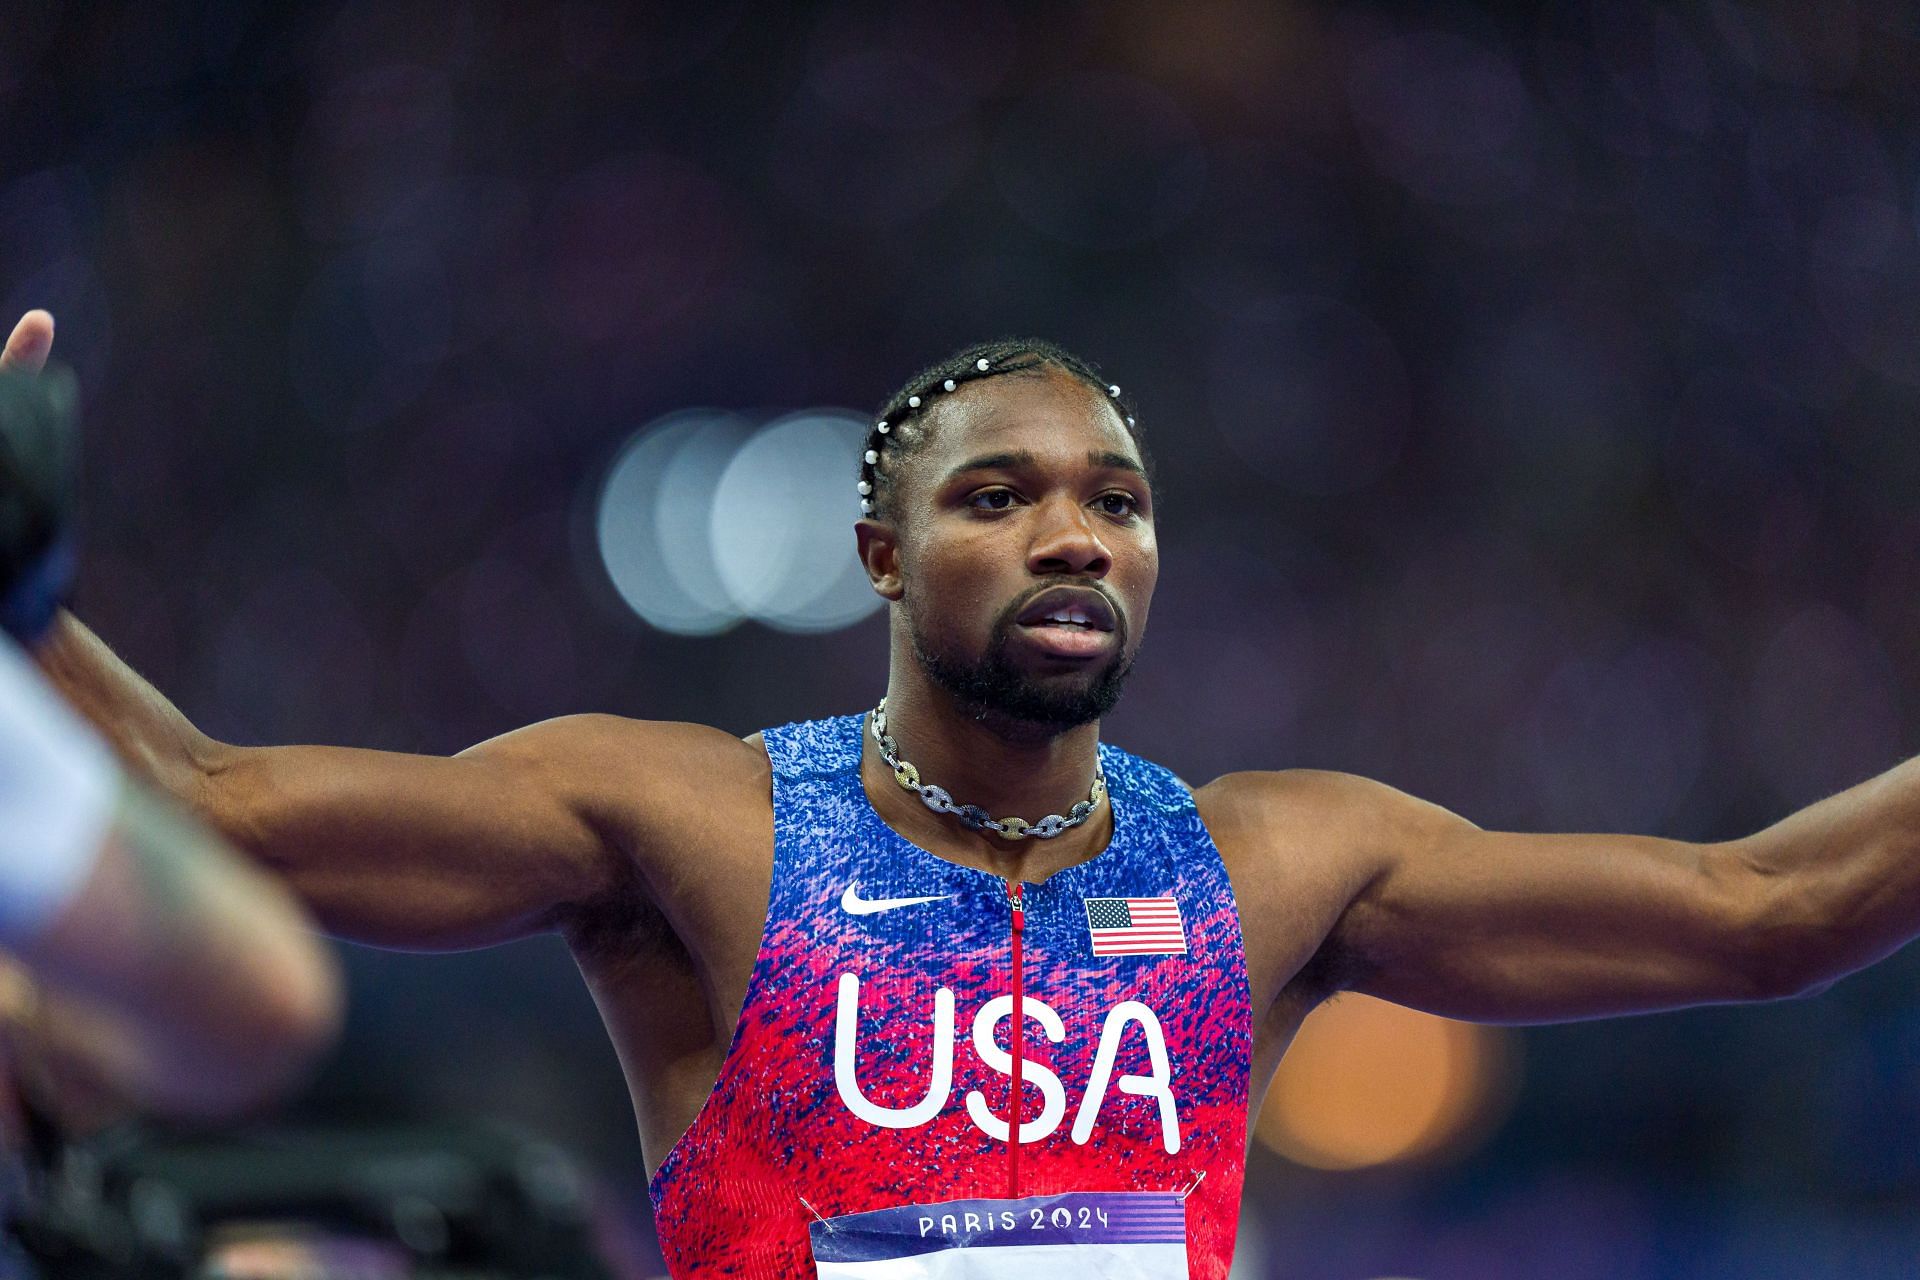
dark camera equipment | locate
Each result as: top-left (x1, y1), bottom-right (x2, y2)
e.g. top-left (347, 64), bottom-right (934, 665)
top-left (6, 1118), bottom-right (615, 1279)
top-left (0, 365), bottom-right (81, 646)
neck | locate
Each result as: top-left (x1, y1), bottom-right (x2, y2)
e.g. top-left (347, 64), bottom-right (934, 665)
top-left (876, 667), bottom-right (1103, 828)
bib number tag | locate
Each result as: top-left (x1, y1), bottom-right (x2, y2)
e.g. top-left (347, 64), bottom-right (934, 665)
top-left (809, 1191), bottom-right (1187, 1279)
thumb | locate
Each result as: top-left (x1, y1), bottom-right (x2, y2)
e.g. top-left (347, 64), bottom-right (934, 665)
top-left (1, 311), bottom-right (55, 374)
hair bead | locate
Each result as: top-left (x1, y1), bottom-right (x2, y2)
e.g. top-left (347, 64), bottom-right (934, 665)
top-left (866, 343), bottom-right (1146, 516)
top-left (857, 480), bottom-right (872, 496)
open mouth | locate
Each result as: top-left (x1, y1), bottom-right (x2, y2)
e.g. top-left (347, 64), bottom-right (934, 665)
top-left (1016, 586), bottom-right (1116, 631)
top-left (1012, 586), bottom-right (1119, 651)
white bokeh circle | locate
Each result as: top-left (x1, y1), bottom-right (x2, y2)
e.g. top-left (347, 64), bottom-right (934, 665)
top-left (593, 407), bottom-right (883, 635)
top-left (708, 410), bottom-right (882, 633)
top-left (595, 409), bottom-right (752, 635)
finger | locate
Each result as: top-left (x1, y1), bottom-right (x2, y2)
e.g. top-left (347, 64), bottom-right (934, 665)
top-left (0, 310), bottom-right (55, 374)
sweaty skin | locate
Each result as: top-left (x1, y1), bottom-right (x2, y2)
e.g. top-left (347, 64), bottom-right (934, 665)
top-left (21, 313), bottom-right (1920, 1180)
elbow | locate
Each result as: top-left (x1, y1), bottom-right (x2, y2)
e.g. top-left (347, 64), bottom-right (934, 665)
top-left (1716, 843), bottom-right (1846, 1004)
top-left (182, 738), bottom-right (255, 846)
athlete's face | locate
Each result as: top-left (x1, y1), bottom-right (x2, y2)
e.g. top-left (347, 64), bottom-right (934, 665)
top-left (861, 367), bottom-right (1158, 729)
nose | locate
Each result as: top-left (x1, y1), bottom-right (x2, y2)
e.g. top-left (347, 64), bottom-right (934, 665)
top-left (1026, 495), bottom-right (1111, 578)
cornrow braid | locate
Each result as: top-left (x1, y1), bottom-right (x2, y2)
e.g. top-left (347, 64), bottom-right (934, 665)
top-left (856, 337), bottom-right (1148, 522)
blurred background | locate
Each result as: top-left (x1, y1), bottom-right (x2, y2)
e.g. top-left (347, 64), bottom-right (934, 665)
top-left (4, 0), bottom-right (1920, 1275)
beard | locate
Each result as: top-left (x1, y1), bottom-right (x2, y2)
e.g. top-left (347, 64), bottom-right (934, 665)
top-left (907, 593), bottom-right (1135, 731)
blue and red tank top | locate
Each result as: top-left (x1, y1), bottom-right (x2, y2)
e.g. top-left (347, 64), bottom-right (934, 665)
top-left (648, 714), bottom-right (1254, 1277)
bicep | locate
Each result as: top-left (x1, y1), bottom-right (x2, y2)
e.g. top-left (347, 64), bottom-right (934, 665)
top-left (197, 718), bottom-right (636, 950)
top-left (1329, 787), bottom-right (1771, 1023)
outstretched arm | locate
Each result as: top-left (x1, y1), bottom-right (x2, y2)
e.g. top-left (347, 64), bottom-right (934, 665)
top-left (3, 312), bottom-right (756, 953)
top-left (1213, 759), bottom-right (1920, 1024)
top-left (36, 613), bottom-right (753, 950)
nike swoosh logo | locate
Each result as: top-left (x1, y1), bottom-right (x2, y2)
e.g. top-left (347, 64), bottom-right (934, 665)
top-left (841, 884), bottom-right (953, 916)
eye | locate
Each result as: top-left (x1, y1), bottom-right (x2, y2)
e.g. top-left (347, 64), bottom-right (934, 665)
top-left (1095, 492), bottom-right (1140, 518)
top-left (967, 488), bottom-right (1019, 511)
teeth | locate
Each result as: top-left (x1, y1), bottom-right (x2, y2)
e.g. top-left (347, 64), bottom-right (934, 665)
top-left (1026, 599), bottom-right (1104, 629)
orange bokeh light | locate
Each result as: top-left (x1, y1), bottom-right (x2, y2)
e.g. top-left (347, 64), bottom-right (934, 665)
top-left (1256, 993), bottom-right (1514, 1171)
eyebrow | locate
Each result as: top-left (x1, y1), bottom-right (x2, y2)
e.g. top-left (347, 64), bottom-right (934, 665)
top-left (943, 449), bottom-right (1148, 485)
top-left (1089, 450), bottom-right (1147, 479)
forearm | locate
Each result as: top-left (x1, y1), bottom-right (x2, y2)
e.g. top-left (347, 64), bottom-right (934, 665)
top-left (23, 614), bottom-right (431, 928)
top-left (32, 611), bottom-right (224, 803)
top-left (1734, 754), bottom-right (1920, 994)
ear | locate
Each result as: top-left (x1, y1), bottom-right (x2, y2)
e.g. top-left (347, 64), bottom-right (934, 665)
top-left (855, 517), bottom-right (904, 600)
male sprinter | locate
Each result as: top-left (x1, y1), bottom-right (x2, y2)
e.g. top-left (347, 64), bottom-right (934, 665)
top-left (18, 307), bottom-right (1920, 1278)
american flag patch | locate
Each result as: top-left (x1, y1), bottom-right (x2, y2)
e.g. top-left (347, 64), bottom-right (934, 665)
top-left (1084, 896), bottom-right (1187, 956)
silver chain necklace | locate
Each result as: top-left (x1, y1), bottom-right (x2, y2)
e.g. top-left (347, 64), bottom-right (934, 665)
top-left (870, 697), bottom-right (1107, 841)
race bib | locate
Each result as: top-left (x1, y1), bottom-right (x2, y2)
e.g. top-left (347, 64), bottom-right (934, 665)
top-left (809, 1191), bottom-right (1187, 1279)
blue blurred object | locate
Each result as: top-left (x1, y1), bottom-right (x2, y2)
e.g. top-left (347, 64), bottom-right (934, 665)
top-left (0, 367), bottom-right (78, 646)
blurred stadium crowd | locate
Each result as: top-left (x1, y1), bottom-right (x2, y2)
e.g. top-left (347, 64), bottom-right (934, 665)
top-left (3, 0), bottom-right (1920, 1276)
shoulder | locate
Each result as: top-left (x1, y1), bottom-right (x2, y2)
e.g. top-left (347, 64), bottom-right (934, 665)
top-left (1195, 768), bottom-right (1438, 843)
top-left (1194, 769), bottom-right (1471, 896)
top-left (465, 712), bottom-right (766, 768)
top-left (461, 714), bottom-right (771, 809)
top-left (1193, 770), bottom-right (1474, 1006)
top-left (478, 715), bottom-right (777, 947)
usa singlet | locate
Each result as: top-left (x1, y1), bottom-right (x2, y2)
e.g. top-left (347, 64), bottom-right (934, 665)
top-left (648, 715), bottom-right (1254, 1277)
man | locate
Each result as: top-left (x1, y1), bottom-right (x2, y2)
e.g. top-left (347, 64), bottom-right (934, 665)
top-left (0, 314), bottom-right (341, 1124)
top-left (16, 308), bottom-right (1920, 1278)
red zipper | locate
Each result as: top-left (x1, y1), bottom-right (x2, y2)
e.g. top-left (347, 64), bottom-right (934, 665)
top-left (1006, 877), bottom-right (1025, 1199)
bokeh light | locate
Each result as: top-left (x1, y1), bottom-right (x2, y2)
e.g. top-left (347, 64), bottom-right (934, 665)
top-left (1256, 995), bottom-right (1515, 1172)
top-left (595, 411), bottom-right (752, 637)
top-left (708, 411), bottom-right (882, 634)
top-left (594, 408), bottom-right (883, 636)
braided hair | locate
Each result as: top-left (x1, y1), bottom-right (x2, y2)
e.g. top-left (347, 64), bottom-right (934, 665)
top-left (857, 338), bottom-right (1149, 523)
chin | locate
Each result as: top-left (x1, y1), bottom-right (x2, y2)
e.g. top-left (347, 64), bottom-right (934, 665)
top-left (916, 637), bottom-right (1133, 732)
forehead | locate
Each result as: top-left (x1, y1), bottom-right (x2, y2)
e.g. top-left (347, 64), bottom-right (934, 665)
top-left (916, 366), bottom-right (1141, 470)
